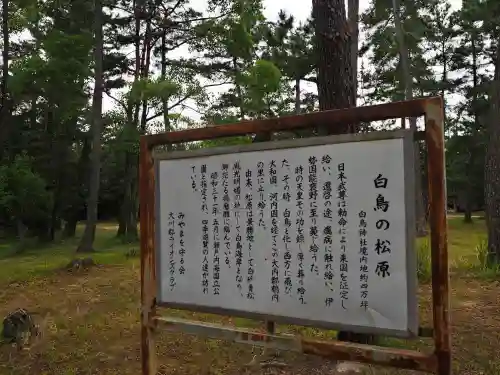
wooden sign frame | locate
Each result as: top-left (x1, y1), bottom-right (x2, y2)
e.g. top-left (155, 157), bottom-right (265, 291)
top-left (139, 96), bottom-right (450, 375)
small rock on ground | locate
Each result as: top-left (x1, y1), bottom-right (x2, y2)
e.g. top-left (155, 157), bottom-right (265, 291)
top-left (335, 361), bottom-right (365, 374)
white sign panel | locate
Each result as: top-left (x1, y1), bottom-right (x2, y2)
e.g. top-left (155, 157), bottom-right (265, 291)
top-left (155, 131), bottom-right (417, 337)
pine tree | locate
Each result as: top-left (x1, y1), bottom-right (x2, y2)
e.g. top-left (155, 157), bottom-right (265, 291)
top-left (263, 11), bottom-right (316, 115)
top-left (77, 0), bottom-right (104, 252)
top-left (449, 0), bottom-right (491, 222)
top-left (361, 0), bottom-right (439, 236)
top-left (482, 0), bottom-right (500, 262)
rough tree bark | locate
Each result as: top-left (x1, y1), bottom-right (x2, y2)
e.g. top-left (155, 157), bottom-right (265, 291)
top-left (348, 0), bottom-right (359, 98)
top-left (485, 38), bottom-right (500, 264)
top-left (391, 0), bottom-right (427, 237)
top-left (312, 0), bottom-right (374, 347)
top-left (313, 0), bottom-right (355, 135)
top-left (77, 0), bottom-right (104, 253)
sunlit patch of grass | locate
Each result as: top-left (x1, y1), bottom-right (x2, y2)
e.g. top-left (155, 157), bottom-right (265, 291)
top-left (446, 216), bottom-right (487, 269)
top-left (446, 217), bottom-right (500, 279)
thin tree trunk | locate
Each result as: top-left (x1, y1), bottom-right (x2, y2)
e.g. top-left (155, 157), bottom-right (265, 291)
top-left (50, 127), bottom-right (71, 241)
top-left (485, 38), bottom-right (500, 264)
top-left (63, 133), bottom-right (91, 238)
top-left (161, 29), bottom-right (173, 143)
top-left (77, 0), bottom-right (104, 253)
top-left (139, 11), bottom-right (152, 133)
top-left (50, 178), bottom-right (63, 241)
top-left (132, 0), bottom-right (142, 126)
top-left (117, 0), bottom-right (143, 239)
top-left (294, 78), bottom-right (301, 114)
top-left (464, 208), bottom-right (473, 223)
top-left (233, 57), bottom-right (245, 120)
top-left (463, 187), bottom-right (473, 223)
top-left (121, 10), bottom-right (153, 242)
top-left (440, 36), bottom-right (448, 127)
top-left (63, 216), bottom-right (78, 238)
top-left (118, 150), bottom-right (139, 242)
top-left (392, 0), bottom-right (426, 237)
top-left (464, 36), bottom-right (481, 224)
top-left (127, 12), bottom-right (153, 237)
top-left (16, 219), bottom-right (28, 253)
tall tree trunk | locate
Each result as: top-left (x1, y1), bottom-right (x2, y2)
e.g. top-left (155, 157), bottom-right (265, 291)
top-left (462, 187), bottom-right (473, 223)
top-left (464, 204), bottom-right (473, 223)
top-left (132, 0), bottom-right (142, 126)
top-left (50, 177), bottom-right (63, 241)
top-left (464, 141), bottom-right (476, 224)
top-left (50, 125), bottom-right (71, 241)
top-left (313, 0), bottom-right (355, 136)
top-left (313, 0), bottom-right (373, 348)
top-left (161, 29), bottom-right (173, 141)
top-left (392, 0), bottom-right (427, 237)
top-left (118, 11), bottom-right (153, 242)
top-left (140, 12), bottom-right (152, 133)
top-left (77, 0), bottom-right (104, 253)
top-left (121, 10), bottom-right (153, 242)
top-left (465, 37), bottom-right (481, 223)
top-left (348, 0), bottom-right (359, 99)
top-left (117, 0), bottom-right (143, 240)
top-left (233, 57), bottom-right (245, 120)
top-left (485, 38), bottom-right (500, 264)
top-left (64, 133), bottom-right (91, 238)
top-left (440, 36), bottom-right (448, 127)
top-left (16, 218), bottom-right (28, 251)
top-left (118, 150), bottom-right (139, 242)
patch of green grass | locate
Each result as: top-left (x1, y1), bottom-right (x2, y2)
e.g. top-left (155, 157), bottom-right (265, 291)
top-left (416, 239), bottom-right (432, 283)
top-left (0, 217), bottom-right (491, 285)
top-left (446, 217), bottom-right (500, 279)
top-left (447, 216), bottom-right (487, 268)
top-left (414, 216), bottom-right (493, 282)
top-left (281, 325), bottom-right (338, 340)
top-left (0, 223), bottom-right (135, 284)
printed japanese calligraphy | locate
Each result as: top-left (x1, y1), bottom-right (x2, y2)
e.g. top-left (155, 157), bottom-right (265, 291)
top-left (156, 133), bottom-right (418, 337)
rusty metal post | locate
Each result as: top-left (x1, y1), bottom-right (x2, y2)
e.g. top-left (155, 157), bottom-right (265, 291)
top-left (140, 137), bottom-right (157, 375)
top-left (424, 97), bottom-right (451, 375)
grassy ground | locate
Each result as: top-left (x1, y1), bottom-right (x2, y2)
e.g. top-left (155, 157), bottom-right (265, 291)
top-left (0, 217), bottom-right (498, 375)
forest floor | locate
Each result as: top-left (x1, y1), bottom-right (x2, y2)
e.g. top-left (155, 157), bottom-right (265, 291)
top-left (0, 217), bottom-right (498, 375)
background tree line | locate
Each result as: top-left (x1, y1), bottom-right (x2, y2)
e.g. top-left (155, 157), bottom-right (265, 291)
top-left (0, 0), bottom-right (499, 264)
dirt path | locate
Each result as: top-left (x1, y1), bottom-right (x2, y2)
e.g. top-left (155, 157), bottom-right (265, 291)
top-left (0, 264), bottom-right (498, 375)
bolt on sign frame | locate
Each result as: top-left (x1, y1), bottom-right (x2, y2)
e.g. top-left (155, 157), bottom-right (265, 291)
top-left (139, 96), bottom-right (450, 375)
